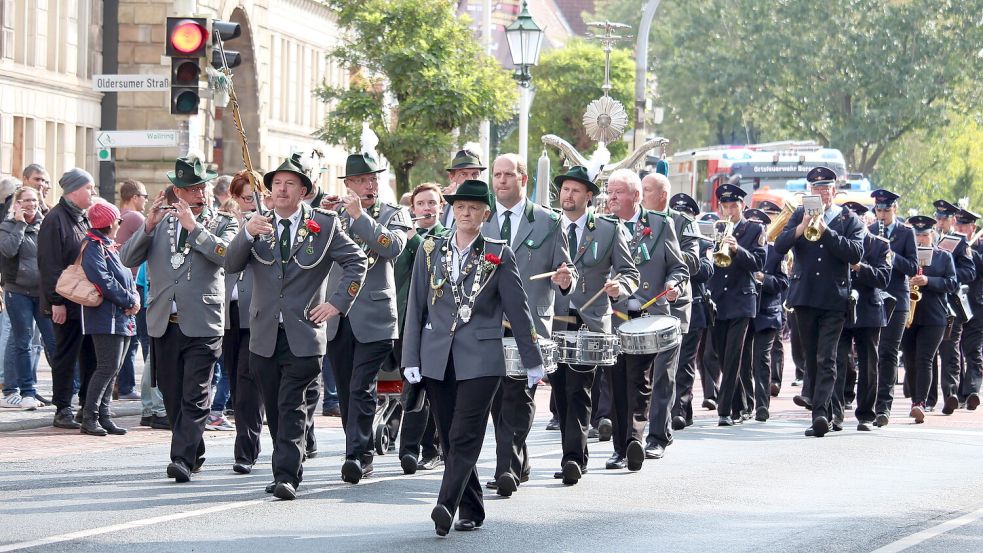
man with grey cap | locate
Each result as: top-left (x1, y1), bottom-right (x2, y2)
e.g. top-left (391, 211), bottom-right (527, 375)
top-left (121, 156), bottom-right (239, 482)
top-left (37, 168), bottom-right (97, 429)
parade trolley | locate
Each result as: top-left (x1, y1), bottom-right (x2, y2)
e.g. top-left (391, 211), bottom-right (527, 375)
top-left (373, 363), bottom-right (403, 455)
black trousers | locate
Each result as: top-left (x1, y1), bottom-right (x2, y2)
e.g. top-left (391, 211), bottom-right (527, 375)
top-left (646, 344), bottom-right (679, 448)
top-left (794, 306), bottom-right (845, 421)
top-left (491, 376), bottom-right (537, 481)
top-left (224, 305), bottom-right (264, 466)
top-left (672, 327), bottom-right (703, 422)
top-left (399, 398), bottom-right (439, 460)
top-left (939, 318), bottom-right (964, 403)
top-left (751, 328), bottom-right (779, 412)
top-left (551, 362), bottom-right (595, 468)
top-left (51, 318), bottom-right (97, 410)
top-left (771, 326), bottom-right (786, 389)
top-left (426, 357), bottom-right (499, 523)
top-left (874, 300), bottom-right (904, 416)
top-left (710, 317), bottom-right (750, 418)
top-left (609, 352), bottom-right (652, 456)
top-left (327, 316), bottom-right (392, 460)
top-left (699, 329), bottom-right (721, 402)
top-left (251, 328), bottom-right (322, 487)
top-left (960, 315), bottom-right (983, 401)
top-left (789, 310), bottom-right (807, 383)
top-left (735, 330), bottom-right (754, 416)
top-left (835, 326), bottom-right (880, 423)
top-left (590, 366), bottom-right (612, 427)
top-left (153, 323), bottom-right (221, 469)
top-left (304, 379), bottom-right (319, 454)
top-left (901, 324), bottom-right (946, 406)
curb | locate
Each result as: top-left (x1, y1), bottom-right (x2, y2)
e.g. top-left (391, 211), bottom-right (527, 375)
top-left (0, 402), bottom-right (144, 432)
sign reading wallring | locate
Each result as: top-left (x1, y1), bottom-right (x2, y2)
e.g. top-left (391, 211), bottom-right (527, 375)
top-left (93, 74), bottom-right (170, 92)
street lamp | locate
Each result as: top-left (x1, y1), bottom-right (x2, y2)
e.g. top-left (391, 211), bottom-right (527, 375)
top-left (505, 1), bottom-right (544, 168)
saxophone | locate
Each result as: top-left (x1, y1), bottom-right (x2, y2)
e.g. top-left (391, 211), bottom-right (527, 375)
top-left (906, 267), bottom-right (923, 328)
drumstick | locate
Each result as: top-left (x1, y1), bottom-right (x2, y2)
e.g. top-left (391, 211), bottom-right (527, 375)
top-left (579, 287), bottom-right (609, 311)
top-left (612, 310), bottom-right (630, 321)
top-left (639, 288), bottom-right (671, 311)
top-left (502, 320), bottom-right (512, 330)
top-left (528, 270), bottom-right (558, 281)
top-left (553, 315), bottom-right (577, 324)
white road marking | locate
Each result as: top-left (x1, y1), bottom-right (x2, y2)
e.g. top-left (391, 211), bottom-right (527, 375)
top-left (869, 505), bottom-right (983, 553)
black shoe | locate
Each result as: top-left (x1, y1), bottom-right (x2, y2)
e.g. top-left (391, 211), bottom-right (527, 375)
top-left (942, 395), bottom-right (959, 415)
top-left (587, 427), bottom-right (598, 439)
top-left (702, 398), bottom-right (717, 410)
top-left (626, 441), bottom-right (644, 471)
top-left (303, 448), bottom-right (318, 461)
top-left (485, 480), bottom-right (498, 490)
top-left (545, 416), bottom-right (560, 431)
top-left (605, 453), bottom-right (626, 470)
top-left (874, 413), bottom-right (889, 427)
top-left (431, 505), bottom-right (452, 537)
top-left (597, 418), bottom-right (613, 441)
top-left (150, 415), bottom-right (171, 430)
top-left (75, 409), bottom-right (83, 423)
top-left (54, 408), bottom-right (81, 430)
top-left (857, 422), bottom-right (874, 432)
top-left (99, 416), bottom-right (127, 435)
top-left (561, 460), bottom-right (582, 485)
top-left (273, 482), bottom-right (297, 500)
top-left (718, 416), bottom-right (734, 427)
top-left (968, 394), bottom-right (980, 410)
top-left (80, 418), bottom-right (108, 436)
top-left (793, 395), bottom-right (813, 409)
top-left (192, 457), bottom-right (205, 474)
top-left (497, 473), bottom-right (518, 497)
top-left (140, 415), bottom-right (152, 427)
top-left (167, 461), bottom-right (191, 483)
top-left (770, 383), bottom-right (780, 397)
top-left (754, 407), bottom-right (769, 422)
top-left (342, 459), bottom-right (362, 484)
top-left (321, 405), bottom-right (341, 417)
top-left (810, 416), bottom-right (830, 438)
top-left (645, 443), bottom-right (665, 460)
top-left (361, 462), bottom-right (374, 478)
top-left (454, 519), bottom-right (483, 531)
top-left (418, 456), bottom-right (441, 471)
top-left (400, 454), bottom-right (418, 475)
top-left (831, 420), bottom-right (844, 432)
top-left (233, 462), bottom-right (253, 474)
top-left (265, 481), bottom-right (276, 493)
top-left (671, 416), bottom-right (687, 431)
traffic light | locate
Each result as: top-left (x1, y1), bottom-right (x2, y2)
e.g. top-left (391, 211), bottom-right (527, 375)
top-left (210, 20), bottom-right (242, 70)
top-left (166, 17), bottom-right (207, 115)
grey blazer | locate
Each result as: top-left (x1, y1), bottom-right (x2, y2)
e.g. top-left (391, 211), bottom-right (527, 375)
top-left (224, 265), bottom-right (253, 330)
top-left (325, 202), bottom-right (410, 343)
top-left (401, 235), bottom-right (543, 381)
top-left (669, 209), bottom-right (700, 333)
top-left (552, 211), bottom-right (640, 334)
top-left (225, 204), bottom-right (367, 358)
top-left (120, 210), bottom-right (238, 338)
top-left (482, 201), bottom-right (578, 337)
top-left (612, 210), bottom-right (689, 330)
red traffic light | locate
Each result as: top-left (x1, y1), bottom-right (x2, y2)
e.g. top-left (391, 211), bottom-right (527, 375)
top-left (166, 17), bottom-right (208, 57)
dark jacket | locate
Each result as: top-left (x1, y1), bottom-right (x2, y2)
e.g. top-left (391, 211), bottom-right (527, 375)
top-left (848, 234), bottom-right (892, 329)
top-left (968, 240), bottom-right (983, 309)
top-left (0, 215), bottom-right (43, 296)
top-left (37, 197), bottom-right (89, 319)
top-left (80, 231), bottom-right (138, 336)
top-left (707, 218), bottom-right (767, 320)
top-left (395, 222), bottom-right (447, 332)
top-left (688, 236), bottom-right (715, 331)
top-left (910, 249), bottom-right (958, 327)
top-left (869, 221), bottom-right (918, 312)
top-left (752, 243), bottom-right (790, 332)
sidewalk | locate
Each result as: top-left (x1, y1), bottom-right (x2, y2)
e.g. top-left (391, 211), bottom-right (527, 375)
top-left (0, 358), bottom-right (144, 432)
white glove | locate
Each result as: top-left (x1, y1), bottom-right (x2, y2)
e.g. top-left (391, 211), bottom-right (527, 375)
top-left (404, 367), bottom-right (422, 384)
top-left (526, 365), bottom-right (545, 389)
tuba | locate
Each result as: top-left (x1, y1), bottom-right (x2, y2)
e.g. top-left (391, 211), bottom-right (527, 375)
top-left (767, 200), bottom-right (797, 243)
top-left (712, 220), bottom-right (735, 268)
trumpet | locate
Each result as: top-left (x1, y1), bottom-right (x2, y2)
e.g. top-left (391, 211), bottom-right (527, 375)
top-left (804, 210), bottom-right (825, 241)
top-left (712, 220), bottom-right (735, 268)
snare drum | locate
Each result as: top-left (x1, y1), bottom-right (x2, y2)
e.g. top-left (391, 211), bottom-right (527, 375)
top-left (553, 329), bottom-right (619, 366)
top-left (504, 337), bottom-right (558, 379)
top-left (616, 315), bottom-right (681, 355)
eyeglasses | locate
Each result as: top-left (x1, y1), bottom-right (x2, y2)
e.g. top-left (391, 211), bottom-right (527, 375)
top-left (116, 218), bottom-right (123, 225)
top-left (136, 193), bottom-right (149, 198)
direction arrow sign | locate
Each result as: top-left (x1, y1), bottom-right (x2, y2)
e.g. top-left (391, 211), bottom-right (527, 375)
top-left (95, 131), bottom-right (178, 149)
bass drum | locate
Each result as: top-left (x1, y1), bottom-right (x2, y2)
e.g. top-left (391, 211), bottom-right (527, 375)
top-left (616, 314), bottom-right (681, 355)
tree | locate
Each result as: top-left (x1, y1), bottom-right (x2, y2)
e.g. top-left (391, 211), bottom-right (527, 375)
top-left (316, 0), bottom-right (516, 195)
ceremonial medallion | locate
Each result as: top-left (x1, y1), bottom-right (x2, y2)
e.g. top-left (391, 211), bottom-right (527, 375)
top-left (458, 304), bottom-right (472, 323)
top-left (170, 253), bottom-right (185, 269)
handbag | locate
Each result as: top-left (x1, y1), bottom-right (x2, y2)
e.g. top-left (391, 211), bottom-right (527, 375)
top-left (55, 242), bottom-right (103, 307)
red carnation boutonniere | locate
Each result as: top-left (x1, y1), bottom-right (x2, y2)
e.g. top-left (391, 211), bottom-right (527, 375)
top-left (484, 253), bottom-right (501, 265)
top-left (306, 219), bottom-right (321, 234)
top-left (641, 227), bottom-right (652, 236)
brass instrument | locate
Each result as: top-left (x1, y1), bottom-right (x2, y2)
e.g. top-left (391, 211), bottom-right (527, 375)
top-left (766, 200), bottom-right (797, 243)
top-left (906, 267), bottom-right (923, 328)
top-left (804, 211), bottom-right (825, 241)
top-left (712, 221), bottom-right (735, 268)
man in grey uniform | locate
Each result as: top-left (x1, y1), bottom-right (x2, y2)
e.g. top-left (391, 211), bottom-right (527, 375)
top-left (323, 152), bottom-right (410, 483)
top-left (483, 153), bottom-right (576, 497)
top-left (121, 156), bottom-right (239, 482)
top-left (226, 157), bottom-right (366, 499)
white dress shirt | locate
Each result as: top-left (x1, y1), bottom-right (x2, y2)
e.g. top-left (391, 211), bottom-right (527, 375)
top-left (561, 211), bottom-right (589, 250)
top-left (495, 197), bottom-right (526, 247)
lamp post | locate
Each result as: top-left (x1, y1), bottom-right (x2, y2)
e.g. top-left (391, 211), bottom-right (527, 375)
top-left (505, 0), bottom-right (544, 168)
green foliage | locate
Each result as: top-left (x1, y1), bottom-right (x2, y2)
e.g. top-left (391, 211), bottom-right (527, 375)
top-left (316, 0), bottom-right (516, 194)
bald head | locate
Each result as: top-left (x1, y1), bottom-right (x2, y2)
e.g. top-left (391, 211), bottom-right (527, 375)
top-left (642, 173), bottom-right (671, 212)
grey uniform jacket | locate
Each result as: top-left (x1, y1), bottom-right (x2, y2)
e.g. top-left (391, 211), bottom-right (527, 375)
top-left (669, 209), bottom-right (700, 333)
top-left (225, 204), bottom-right (367, 358)
top-left (401, 235), bottom-right (543, 381)
top-left (224, 264), bottom-right (253, 330)
top-left (120, 210), bottom-right (238, 338)
top-left (612, 209), bottom-right (689, 331)
top-left (325, 202), bottom-right (410, 343)
top-left (552, 211), bottom-right (640, 334)
top-left (482, 201), bottom-right (578, 337)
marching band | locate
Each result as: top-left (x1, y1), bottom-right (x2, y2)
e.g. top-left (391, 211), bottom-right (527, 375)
top-left (125, 152), bottom-right (983, 536)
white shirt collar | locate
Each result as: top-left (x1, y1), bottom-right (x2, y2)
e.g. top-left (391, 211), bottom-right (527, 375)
top-left (623, 207), bottom-right (642, 224)
top-left (451, 232), bottom-right (480, 255)
top-left (274, 207), bottom-right (302, 226)
top-left (562, 211), bottom-right (588, 229)
top-left (497, 197), bottom-right (525, 221)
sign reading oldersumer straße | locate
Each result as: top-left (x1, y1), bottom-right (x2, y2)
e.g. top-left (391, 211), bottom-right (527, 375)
top-left (93, 74), bottom-right (170, 92)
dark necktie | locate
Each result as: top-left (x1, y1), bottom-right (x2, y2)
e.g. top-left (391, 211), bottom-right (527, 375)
top-left (279, 219), bottom-right (291, 262)
top-left (177, 227), bottom-right (188, 250)
top-left (417, 227), bottom-right (428, 237)
top-left (501, 210), bottom-right (512, 244)
top-left (567, 222), bottom-right (578, 257)
top-left (624, 220), bottom-right (635, 234)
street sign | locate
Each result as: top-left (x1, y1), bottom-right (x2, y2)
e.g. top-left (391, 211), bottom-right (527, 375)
top-left (93, 74), bottom-right (170, 92)
top-left (95, 130), bottom-right (178, 149)
top-left (97, 148), bottom-right (111, 162)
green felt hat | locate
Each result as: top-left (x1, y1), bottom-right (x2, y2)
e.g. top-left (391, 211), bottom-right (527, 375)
top-left (443, 179), bottom-right (492, 206)
top-left (553, 165), bottom-right (599, 195)
top-left (341, 152), bottom-right (386, 178)
top-left (446, 149), bottom-right (486, 172)
top-left (166, 156), bottom-right (218, 188)
top-left (264, 158), bottom-right (312, 193)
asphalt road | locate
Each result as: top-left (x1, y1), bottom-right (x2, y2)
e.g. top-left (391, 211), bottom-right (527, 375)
top-left (1, 395), bottom-right (982, 553)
